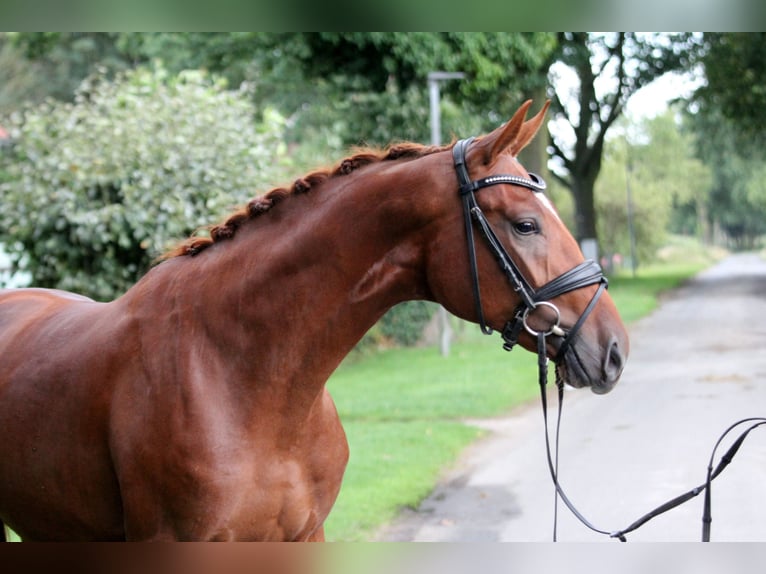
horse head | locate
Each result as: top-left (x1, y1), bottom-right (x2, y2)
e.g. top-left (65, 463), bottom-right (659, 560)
top-left (426, 101), bottom-right (628, 394)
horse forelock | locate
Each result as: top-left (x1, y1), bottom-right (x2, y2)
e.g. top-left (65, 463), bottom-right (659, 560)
top-left (159, 141), bottom-right (448, 261)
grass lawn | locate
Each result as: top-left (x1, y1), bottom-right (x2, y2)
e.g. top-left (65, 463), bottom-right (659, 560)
top-left (324, 255), bottom-right (714, 541)
top-left (325, 337), bottom-right (542, 540)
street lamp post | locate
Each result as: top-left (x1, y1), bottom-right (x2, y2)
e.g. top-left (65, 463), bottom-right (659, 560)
top-left (428, 72), bottom-right (465, 357)
top-left (625, 140), bottom-right (638, 278)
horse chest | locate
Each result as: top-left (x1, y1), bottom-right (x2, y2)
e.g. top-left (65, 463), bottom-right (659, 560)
top-left (114, 388), bottom-right (349, 541)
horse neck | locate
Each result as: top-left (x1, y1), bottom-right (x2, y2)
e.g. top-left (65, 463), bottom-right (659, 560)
top-left (136, 152), bottom-right (452, 400)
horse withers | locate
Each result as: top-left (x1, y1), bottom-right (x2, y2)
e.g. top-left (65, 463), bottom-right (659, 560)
top-left (0, 101), bottom-right (628, 540)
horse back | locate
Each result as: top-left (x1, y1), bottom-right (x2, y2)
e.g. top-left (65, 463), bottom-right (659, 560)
top-left (0, 287), bottom-right (104, 365)
top-left (0, 288), bottom-right (128, 539)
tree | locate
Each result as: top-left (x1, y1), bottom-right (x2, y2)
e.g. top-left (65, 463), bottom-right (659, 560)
top-left (695, 33), bottom-right (766, 143)
top-left (8, 32), bottom-right (131, 103)
top-left (265, 33), bottom-right (557, 147)
top-left (0, 66), bottom-right (287, 300)
top-left (547, 33), bottom-right (696, 249)
top-left (686, 34), bottom-right (766, 248)
top-left (8, 33), bottom-right (558, 166)
top-left (595, 111), bottom-right (711, 266)
top-left (0, 34), bottom-right (50, 116)
top-left (691, 107), bottom-right (766, 249)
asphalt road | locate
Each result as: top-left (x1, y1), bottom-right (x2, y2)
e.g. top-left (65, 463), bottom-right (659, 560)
top-left (377, 253), bottom-right (766, 542)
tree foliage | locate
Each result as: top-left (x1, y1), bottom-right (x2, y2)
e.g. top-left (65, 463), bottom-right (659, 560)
top-left (7, 32), bottom-right (131, 103)
top-left (8, 32), bottom-right (556, 150)
top-left (0, 66), bottom-right (286, 300)
top-left (0, 36), bottom-right (50, 116)
top-left (595, 112), bottom-right (711, 266)
top-left (691, 107), bottom-right (766, 249)
top-left (249, 33), bottom-right (556, 148)
top-left (695, 33), bottom-right (766, 143)
top-left (687, 33), bottom-right (766, 249)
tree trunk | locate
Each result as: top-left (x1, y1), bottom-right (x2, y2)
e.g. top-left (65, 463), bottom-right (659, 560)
top-left (570, 175), bottom-right (598, 243)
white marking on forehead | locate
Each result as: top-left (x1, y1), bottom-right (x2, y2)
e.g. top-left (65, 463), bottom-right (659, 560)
top-left (506, 156), bottom-right (561, 221)
top-left (534, 191), bottom-right (561, 221)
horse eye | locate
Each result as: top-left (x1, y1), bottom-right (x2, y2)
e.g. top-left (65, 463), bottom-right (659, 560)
top-left (513, 220), bottom-right (538, 235)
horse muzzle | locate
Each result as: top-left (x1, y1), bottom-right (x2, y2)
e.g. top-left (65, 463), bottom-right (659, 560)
top-left (556, 333), bottom-right (627, 394)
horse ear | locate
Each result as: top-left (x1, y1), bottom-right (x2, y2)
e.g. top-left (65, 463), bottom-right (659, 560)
top-left (510, 100), bottom-right (551, 157)
top-left (474, 100), bottom-right (532, 164)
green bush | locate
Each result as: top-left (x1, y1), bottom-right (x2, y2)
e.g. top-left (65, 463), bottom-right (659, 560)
top-left (379, 301), bottom-right (436, 347)
top-left (0, 65), bottom-right (286, 300)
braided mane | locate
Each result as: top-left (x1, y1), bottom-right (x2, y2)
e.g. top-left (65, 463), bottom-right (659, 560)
top-left (161, 141), bottom-right (448, 260)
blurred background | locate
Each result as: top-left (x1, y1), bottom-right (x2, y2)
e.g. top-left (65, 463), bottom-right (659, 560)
top-left (1, 32), bottom-right (765, 541)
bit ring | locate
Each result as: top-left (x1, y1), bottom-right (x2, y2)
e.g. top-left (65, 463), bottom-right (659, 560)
top-left (522, 301), bottom-right (562, 337)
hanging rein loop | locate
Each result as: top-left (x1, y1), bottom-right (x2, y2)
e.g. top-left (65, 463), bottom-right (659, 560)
top-left (452, 137), bottom-right (607, 357)
top-left (537, 353), bottom-right (766, 542)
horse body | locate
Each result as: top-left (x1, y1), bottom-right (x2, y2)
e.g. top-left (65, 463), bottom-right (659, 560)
top-left (0, 284), bottom-right (344, 540)
top-left (0, 102), bottom-right (628, 540)
top-left (0, 150), bottom-right (450, 540)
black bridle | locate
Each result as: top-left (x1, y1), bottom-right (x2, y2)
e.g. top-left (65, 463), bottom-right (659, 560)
top-left (453, 137), bottom-right (607, 358)
top-left (454, 136), bottom-right (765, 542)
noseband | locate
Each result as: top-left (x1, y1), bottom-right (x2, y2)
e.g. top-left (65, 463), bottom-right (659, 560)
top-left (453, 137), bottom-right (607, 359)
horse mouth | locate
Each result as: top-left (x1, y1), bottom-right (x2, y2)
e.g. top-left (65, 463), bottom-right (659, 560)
top-left (555, 348), bottom-right (618, 395)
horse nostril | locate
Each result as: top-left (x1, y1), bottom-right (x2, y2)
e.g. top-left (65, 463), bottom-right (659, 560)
top-left (604, 336), bottom-right (625, 381)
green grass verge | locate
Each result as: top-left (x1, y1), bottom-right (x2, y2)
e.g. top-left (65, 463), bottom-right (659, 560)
top-left (608, 262), bottom-right (707, 324)
top-left (325, 338), bottom-right (542, 541)
top-left (324, 255), bottom-right (713, 541)
top-left (328, 420), bottom-right (482, 540)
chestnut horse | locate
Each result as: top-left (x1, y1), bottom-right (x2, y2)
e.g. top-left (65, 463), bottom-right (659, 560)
top-left (0, 101), bottom-right (628, 541)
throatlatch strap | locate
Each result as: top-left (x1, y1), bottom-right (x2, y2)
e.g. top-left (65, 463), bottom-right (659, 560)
top-left (462, 191), bottom-right (492, 335)
top-left (455, 138), bottom-right (492, 335)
